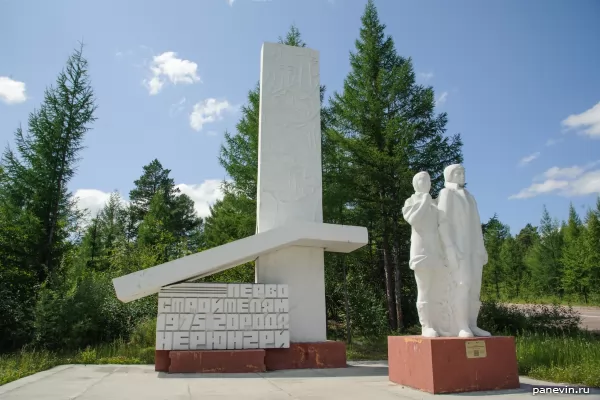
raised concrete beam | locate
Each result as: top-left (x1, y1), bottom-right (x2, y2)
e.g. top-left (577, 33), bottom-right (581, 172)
top-left (112, 221), bottom-right (367, 303)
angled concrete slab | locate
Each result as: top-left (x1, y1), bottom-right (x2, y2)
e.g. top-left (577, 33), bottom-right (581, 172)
top-left (112, 221), bottom-right (367, 303)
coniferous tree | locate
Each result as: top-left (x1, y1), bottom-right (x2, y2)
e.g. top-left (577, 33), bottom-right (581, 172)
top-left (526, 206), bottom-right (564, 298)
top-left (128, 159), bottom-right (201, 242)
top-left (561, 204), bottom-right (586, 299)
top-left (0, 43), bottom-right (96, 283)
top-left (482, 214), bottom-right (510, 299)
top-left (327, 0), bottom-right (462, 330)
top-left (582, 199), bottom-right (600, 301)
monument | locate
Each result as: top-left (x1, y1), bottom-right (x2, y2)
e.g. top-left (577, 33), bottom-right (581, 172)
top-left (388, 165), bottom-right (519, 394)
top-left (112, 42), bottom-right (368, 373)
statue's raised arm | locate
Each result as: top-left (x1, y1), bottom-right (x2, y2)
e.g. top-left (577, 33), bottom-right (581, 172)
top-left (403, 171), bottom-right (447, 338)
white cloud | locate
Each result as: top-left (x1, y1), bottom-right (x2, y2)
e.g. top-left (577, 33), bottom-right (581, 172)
top-left (176, 180), bottom-right (225, 218)
top-left (518, 152), bottom-right (540, 166)
top-left (435, 91), bottom-right (448, 106)
top-left (545, 138), bottom-right (563, 146)
top-left (566, 170), bottom-right (600, 196)
top-left (418, 72), bottom-right (434, 81)
top-left (542, 165), bottom-right (585, 180)
top-left (74, 189), bottom-right (123, 220)
top-left (0, 76), bottom-right (27, 104)
top-left (190, 98), bottom-right (235, 131)
top-left (227, 0), bottom-right (235, 5)
top-left (74, 179), bottom-right (226, 222)
top-left (509, 180), bottom-right (569, 199)
top-left (144, 51), bottom-right (201, 95)
top-left (509, 161), bottom-right (600, 199)
top-left (169, 97), bottom-right (187, 117)
top-left (562, 101), bottom-right (600, 139)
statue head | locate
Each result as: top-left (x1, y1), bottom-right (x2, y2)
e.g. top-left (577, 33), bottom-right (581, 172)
top-left (444, 164), bottom-right (465, 187)
top-left (412, 171), bottom-right (431, 194)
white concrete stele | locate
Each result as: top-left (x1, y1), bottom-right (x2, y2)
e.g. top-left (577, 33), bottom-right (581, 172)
top-left (156, 283), bottom-right (291, 350)
top-left (112, 42), bottom-right (368, 349)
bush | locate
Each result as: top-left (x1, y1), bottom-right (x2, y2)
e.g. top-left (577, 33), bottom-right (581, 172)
top-left (33, 269), bottom-right (156, 351)
top-left (478, 301), bottom-right (582, 336)
top-left (0, 266), bottom-right (37, 352)
top-left (128, 317), bottom-right (156, 348)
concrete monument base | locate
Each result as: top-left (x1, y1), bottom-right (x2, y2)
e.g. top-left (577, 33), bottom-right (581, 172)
top-left (264, 341), bottom-right (346, 370)
top-left (388, 336), bottom-right (519, 394)
top-left (156, 349), bottom-right (266, 373)
top-left (155, 341), bottom-right (346, 373)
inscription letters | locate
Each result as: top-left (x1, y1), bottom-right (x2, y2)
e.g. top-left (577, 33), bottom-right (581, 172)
top-left (156, 283), bottom-right (290, 350)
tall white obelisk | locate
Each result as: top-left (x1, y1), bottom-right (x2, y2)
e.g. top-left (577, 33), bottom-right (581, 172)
top-left (255, 43), bottom-right (326, 342)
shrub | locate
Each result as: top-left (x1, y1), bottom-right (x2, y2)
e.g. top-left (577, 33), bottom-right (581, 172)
top-left (478, 301), bottom-right (582, 336)
top-left (128, 317), bottom-right (157, 348)
top-left (33, 269), bottom-right (156, 351)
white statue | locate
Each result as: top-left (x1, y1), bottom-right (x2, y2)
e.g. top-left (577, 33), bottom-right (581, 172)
top-left (437, 164), bottom-right (491, 338)
top-left (402, 171), bottom-right (448, 338)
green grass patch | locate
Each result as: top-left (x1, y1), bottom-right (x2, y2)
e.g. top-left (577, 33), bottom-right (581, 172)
top-left (2, 332), bottom-right (598, 388)
top-left (516, 332), bottom-right (600, 387)
top-left (0, 340), bottom-right (154, 386)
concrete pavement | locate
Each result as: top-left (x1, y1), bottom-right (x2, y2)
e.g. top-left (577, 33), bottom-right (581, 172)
top-left (1, 362), bottom-right (597, 399)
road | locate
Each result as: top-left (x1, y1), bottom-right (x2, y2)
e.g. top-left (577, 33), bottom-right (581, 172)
top-left (504, 303), bottom-right (600, 332)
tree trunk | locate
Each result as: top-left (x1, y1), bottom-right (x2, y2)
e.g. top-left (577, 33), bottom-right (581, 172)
top-left (381, 225), bottom-right (398, 331)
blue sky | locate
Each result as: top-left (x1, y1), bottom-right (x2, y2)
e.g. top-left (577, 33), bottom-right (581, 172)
top-left (1, 0), bottom-right (599, 234)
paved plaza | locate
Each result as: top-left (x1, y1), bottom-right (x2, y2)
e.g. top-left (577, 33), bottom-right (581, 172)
top-left (1, 361), bottom-right (597, 399)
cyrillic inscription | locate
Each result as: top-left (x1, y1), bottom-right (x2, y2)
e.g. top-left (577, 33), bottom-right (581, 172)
top-left (156, 283), bottom-right (290, 350)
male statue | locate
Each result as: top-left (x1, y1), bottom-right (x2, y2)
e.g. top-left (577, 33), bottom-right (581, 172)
top-left (402, 171), bottom-right (447, 338)
top-left (437, 164), bottom-right (491, 338)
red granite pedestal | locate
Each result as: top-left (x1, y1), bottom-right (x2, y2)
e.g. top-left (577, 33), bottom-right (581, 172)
top-left (264, 341), bottom-right (347, 370)
top-left (388, 336), bottom-right (520, 394)
top-left (155, 341), bottom-right (347, 373)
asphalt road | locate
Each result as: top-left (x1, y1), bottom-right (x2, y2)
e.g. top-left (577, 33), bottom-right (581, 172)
top-left (505, 303), bottom-right (600, 331)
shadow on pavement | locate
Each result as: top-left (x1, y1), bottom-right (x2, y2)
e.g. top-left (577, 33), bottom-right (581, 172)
top-left (157, 363), bottom-right (389, 379)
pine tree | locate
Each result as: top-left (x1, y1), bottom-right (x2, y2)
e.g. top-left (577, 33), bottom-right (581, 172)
top-left (327, 0), bottom-right (462, 330)
top-left (128, 159), bottom-right (201, 241)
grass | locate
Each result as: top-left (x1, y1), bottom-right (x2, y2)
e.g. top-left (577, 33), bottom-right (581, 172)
top-left (516, 331), bottom-right (600, 387)
top-left (0, 339), bottom-right (154, 386)
top-left (2, 332), bottom-right (599, 388)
